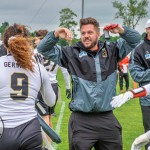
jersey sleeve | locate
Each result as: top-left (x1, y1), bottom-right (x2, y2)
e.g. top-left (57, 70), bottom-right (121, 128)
top-left (129, 84), bottom-right (150, 98)
top-left (143, 84), bottom-right (150, 96)
top-left (130, 85), bottom-right (149, 98)
top-left (60, 66), bottom-right (70, 89)
top-left (39, 64), bottom-right (56, 107)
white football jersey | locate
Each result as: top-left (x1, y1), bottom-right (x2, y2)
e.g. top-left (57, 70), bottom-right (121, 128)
top-left (44, 59), bottom-right (70, 89)
top-left (0, 55), bottom-right (56, 128)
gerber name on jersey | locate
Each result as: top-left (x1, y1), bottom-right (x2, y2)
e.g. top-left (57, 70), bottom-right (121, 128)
top-left (4, 62), bottom-right (21, 68)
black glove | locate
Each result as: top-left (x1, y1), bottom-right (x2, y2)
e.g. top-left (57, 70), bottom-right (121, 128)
top-left (66, 89), bottom-right (71, 99)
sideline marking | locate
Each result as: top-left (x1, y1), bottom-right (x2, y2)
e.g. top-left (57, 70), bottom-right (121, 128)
top-left (53, 101), bottom-right (66, 149)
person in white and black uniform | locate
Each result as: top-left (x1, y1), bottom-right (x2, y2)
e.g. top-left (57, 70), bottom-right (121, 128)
top-left (34, 30), bottom-right (71, 150)
top-left (43, 58), bottom-right (71, 117)
top-left (34, 30), bottom-right (71, 119)
top-left (0, 23), bottom-right (56, 150)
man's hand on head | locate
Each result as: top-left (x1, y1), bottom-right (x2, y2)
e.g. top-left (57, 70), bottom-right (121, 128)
top-left (54, 28), bottom-right (72, 42)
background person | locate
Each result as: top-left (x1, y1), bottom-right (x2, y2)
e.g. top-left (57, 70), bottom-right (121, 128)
top-left (34, 30), bottom-right (55, 150)
top-left (43, 59), bottom-right (71, 117)
top-left (118, 55), bottom-right (130, 92)
top-left (34, 29), bottom-right (71, 117)
top-left (37, 17), bottom-right (140, 150)
top-left (34, 30), bottom-right (71, 150)
top-left (128, 18), bottom-right (150, 150)
top-left (0, 23), bottom-right (56, 150)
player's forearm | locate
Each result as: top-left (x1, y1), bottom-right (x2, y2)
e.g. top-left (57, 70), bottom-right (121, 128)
top-left (130, 83), bottom-right (150, 98)
top-left (63, 73), bottom-right (71, 89)
top-left (130, 86), bottom-right (147, 98)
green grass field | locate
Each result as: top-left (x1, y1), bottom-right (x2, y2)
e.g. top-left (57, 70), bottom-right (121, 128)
top-left (51, 69), bottom-right (145, 150)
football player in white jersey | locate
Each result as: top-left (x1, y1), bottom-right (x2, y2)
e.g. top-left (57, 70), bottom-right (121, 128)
top-left (0, 23), bottom-right (56, 150)
top-left (34, 30), bottom-right (71, 149)
top-left (43, 59), bottom-right (71, 116)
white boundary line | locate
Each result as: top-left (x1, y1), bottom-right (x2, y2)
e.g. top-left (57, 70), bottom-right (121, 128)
top-left (53, 101), bottom-right (66, 149)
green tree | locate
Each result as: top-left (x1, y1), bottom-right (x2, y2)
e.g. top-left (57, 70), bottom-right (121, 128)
top-left (112, 0), bottom-right (149, 29)
top-left (0, 22), bottom-right (9, 38)
top-left (59, 8), bottom-right (78, 46)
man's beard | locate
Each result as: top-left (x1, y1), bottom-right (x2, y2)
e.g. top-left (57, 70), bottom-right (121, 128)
top-left (83, 38), bottom-right (98, 50)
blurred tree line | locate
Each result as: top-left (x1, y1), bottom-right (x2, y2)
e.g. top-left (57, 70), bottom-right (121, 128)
top-left (0, 0), bottom-right (149, 42)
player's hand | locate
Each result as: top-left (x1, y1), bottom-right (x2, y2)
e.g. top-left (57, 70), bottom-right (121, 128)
top-left (131, 131), bottom-right (150, 150)
top-left (66, 89), bottom-right (71, 99)
top-left (54, 27), bottom-right (72, 42)
top-left (111, 91), bottom-right (133, 108)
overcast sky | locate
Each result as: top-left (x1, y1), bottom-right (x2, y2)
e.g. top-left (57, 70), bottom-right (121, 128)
top-left (0, 0), bottom-right (150, 36)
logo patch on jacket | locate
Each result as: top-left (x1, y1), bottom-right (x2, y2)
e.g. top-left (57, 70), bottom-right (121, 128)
top-left (102, 48), bottom-right (108, 58)
top-left (145, 51), bottom-right (150, 59)
top-left (79, 51), bottom-right (87, 58)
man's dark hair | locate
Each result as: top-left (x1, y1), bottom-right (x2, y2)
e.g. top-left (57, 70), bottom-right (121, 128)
top-left (34, 30), bottom-right (48, 39)
top-left (80, 17), bottom-right (100, 32)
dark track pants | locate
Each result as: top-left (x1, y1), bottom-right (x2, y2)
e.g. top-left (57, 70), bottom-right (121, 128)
top-left (119, 73), bottom-right (129, 91)
top-left (68, 111), bottom-right (122, 150)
